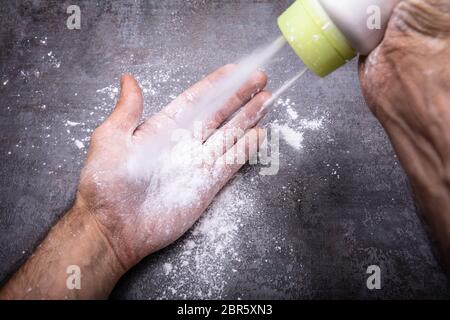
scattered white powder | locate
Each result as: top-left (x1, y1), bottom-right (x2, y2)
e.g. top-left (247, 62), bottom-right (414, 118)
top-left (66, 120), bottom-right (80, 127)
top-left (286, 105), bottom-right (298, 120)
top-left (96, 85), bottom-right (119, 100)
top-left (185, 240), bottom-right (196, 250)
top-left (299, 118), bottom-right (323, 130)
top-left (270, 96), bottom-right (326, 151)
top-left (272, 123), bottom-right (304, 150)
top-left (163, 263), bottom-right (173, 275)
top-left (47, 51), bottom-right (61, 68)
top-left (74, 139), bottom-right (84, 149)
top-left (275, 97), bottom-right (292, 108)
top-left (157, 178), bottom-right (257, 299)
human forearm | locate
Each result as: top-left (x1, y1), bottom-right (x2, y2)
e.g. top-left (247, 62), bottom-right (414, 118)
top-left (381, 93), bottom-right (450, 270)
top-left (0, 204), bottom-right (126, 299)
top-left (359, 0), bottom-right (450, 272)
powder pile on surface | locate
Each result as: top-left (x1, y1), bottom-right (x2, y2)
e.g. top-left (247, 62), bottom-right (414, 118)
top-left (272, 123), bottom-right (304, 150)
top-left (287, 104), bottom-right (299, 120)
top-left (268, 95), bottom-right (326, 151)
top-left (299, 118), bottom-right (324, 130)
top-left (156, 177), bottom-right (258, 299)
top-left (74, 139), bottom-right (85, 149)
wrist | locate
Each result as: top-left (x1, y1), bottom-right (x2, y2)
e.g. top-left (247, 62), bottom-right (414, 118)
top-left (67, 202), bottom-right (128, 282)
top-left (73, 192), bottom-right (148, 270)
top-left (379, 94), bottom-right (450, 273)
top-left (1, 204), bottom-right (128, 299)
top-left (42, 204), bottom-right (128, 298)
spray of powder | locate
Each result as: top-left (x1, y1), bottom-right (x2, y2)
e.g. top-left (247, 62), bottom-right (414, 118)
top-left (262, 68), bottom-right (308, 113)
top-left (176, 36), bottom-right (287, 129)
top-left (127, 37), bottom-right (287, 179)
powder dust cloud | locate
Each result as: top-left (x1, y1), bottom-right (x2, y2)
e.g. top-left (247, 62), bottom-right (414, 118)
top-left (126, 36), bottom-right (289, 178)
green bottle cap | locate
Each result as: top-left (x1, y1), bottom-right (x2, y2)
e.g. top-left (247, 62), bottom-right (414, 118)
top-left (278, 0), bottom-right (356, 77)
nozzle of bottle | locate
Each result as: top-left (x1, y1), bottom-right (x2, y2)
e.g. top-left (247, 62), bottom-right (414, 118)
top-left (278, 0), bottom-right (401, 77)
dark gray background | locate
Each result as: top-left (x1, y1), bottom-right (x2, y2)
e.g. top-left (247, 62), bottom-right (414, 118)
top-left (1, 0), bottom-right (449, 299)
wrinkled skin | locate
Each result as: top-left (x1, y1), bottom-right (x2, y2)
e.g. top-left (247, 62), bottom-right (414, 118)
top-left (76, 65), bottom-right (270, 270)
top-left (359, 0), bottom-right (450, 271)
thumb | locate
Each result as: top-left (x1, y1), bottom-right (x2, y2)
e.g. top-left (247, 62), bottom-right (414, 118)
top-left (106, 74), bottom-right (144, 133)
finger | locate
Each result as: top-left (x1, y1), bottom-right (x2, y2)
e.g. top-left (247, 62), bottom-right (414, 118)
top-left (134, 65), bottom-right (238, 137)
top-left (212, 127), bottom-right (266, 189)
top-left (204, 91), bottom-right (271, 158)
top-left (163, 64), bottom-right (240, 118)
top-left (136, 64), bottom-right (267, 138)
top-left (105, 74), bottom-right (143, 134)
top-left (198, 69), bottom-right (268, 139)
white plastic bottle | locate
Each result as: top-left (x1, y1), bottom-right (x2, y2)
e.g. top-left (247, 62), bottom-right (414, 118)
top-left (278, 0), bottom-right (401, 77)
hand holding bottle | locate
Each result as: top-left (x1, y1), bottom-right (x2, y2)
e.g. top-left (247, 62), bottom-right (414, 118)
top-left (359, 0), bottom-right (450, 271)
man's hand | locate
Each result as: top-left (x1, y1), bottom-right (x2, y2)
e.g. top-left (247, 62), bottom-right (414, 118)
top-left (359, 0), bottom-right (450, 271)
top-left (0, 64), bottom-right (270, 299)
top-left (77, 65), bottom-right (270, 270)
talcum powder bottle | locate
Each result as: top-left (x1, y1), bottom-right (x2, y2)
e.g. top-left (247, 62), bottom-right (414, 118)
top-left (278, 0), bottom-right (401, 77)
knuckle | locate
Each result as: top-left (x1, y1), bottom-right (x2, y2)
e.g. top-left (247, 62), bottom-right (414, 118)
top-left (255, 69), bottom-right (268, 85)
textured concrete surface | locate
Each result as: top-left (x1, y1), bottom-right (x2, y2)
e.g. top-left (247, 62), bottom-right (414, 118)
top-left (1, 0), bottom-right (450, 299)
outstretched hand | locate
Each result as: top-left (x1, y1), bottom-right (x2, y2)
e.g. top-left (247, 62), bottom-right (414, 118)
top-left (0, 65), bottom-right (271, 299)
top-left (77, 65), bottom-right (271, 270)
